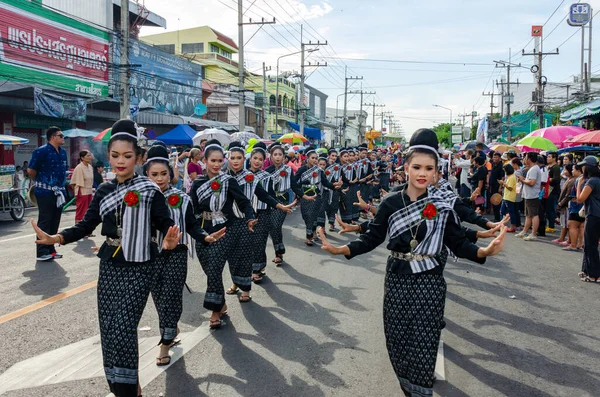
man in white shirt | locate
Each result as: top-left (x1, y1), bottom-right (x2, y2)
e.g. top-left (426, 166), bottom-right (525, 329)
top-left (516, 152), bottom-right (542, 240)
top-left (454, 150), bottom-right (474, 198)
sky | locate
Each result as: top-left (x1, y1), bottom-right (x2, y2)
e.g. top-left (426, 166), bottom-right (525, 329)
top-left (140, 0), bottom-right (600, 138)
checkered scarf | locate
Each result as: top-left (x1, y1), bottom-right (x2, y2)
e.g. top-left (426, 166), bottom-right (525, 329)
top-left (157, 187), bottom-right (193, 256)
top-left (231, 169), bottom-right (259, 217)
top-left (253, 170), bottom-right (272, 210)
top-left (300, 165), bottom-right (322, 192)
top-left (437, 177), bottom-right (454, 192)
top-left (270, 164), bottom-right (292, 193)
top-left (387, 185), bottom-right (458, 273)
top-left (359, 159), bottom-right (370, 179)
top-left (99, 176), bottom-right (159, 262)
top-left (195, 173), bottom-right (233, 226)
top-left (343, 163), bottom-right (355, 181)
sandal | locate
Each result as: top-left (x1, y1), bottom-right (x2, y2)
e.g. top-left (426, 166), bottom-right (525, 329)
top-left (239, 295), bottom-right (252, 303)
top-left (226, 286), bottom-right (239, 295)
top-left (274, 256), bottom-right (283, 266)
top-left (329, 224), bottom-right (336, 232)
top-left (156, 355), bottom-right (171, 366)
top-left (305, 240), bottom-right (314, 246)
top-left (219, 305), bottom-right (228, 317)
top-left (578, 272), bottom-right (587, 278)
top-left (252, 274), bottom-right (263, 283)
top-left (582, 276), bottom-right (600, 283)
top-left (562, 247), bottom-right (582, 252)
top-left (169, 338), bottom-right (181, 348)
top-left (209, 318), bottom-right (221, 329)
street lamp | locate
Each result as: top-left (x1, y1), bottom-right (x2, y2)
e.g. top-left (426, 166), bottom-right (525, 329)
top-left (432, 104), bottom-right (452, 125)
top-left (275, 48), bottom-right (319, 134)
top-left (334, 93), bottom-right (345, 146)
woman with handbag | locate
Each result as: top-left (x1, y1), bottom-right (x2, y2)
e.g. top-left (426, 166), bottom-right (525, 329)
top-left (71, 150), bottom-right (95, 228)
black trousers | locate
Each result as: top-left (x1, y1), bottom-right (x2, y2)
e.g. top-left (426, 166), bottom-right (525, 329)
top-left (36, 194), bottom-right (62, 257)
top-left (583, 215), bottom-right (600, 278)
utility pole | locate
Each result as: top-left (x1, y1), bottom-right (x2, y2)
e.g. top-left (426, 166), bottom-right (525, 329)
top-left (349, 88), bottom-right (375, 143)
top-left (522, 47), bottom-right (559, 129)
top-left (262, 62), bottom-right (271, 138)
top-left (380, 111), bottom-right (393, 132)
top-left (119, 0), bottom-right (130, 119)
top-left (343, 67), bottom-right (362, 145)
top-left (299, 24), bottom-right (327, 138)
top-left (495, 49), bottom-right (522, 140)
top-left (238, 0), bottom-right (276, 132)
top-left (364, 103), bottom-right (385, 131)
top-left (482, 90), bottom-right (498, 140)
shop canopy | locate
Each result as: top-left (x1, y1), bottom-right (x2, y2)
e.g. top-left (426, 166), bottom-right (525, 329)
top-left (156, 124), bottom-right (198, 145)
top-left (287, 121), bottom-right (323, 141)
top-left (0, 135), bottom-right (29, 145)
top-left (560, 98), bottom-right (600, 122)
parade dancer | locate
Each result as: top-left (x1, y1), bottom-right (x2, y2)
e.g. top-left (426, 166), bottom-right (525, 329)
top-left (32, 119), bottom-right (182, 397)
top-left (319, 128), bottom-right (507, 397)
top-left (294, 147), bottom-right (341, 246)
top-left (339, 148), bottom-right (359, 224)
top-left (265, 142), bottom-right (298, 264)
top-left (324, 148), bottom-right (342, 231)
top-left (189, 140), bottom-right (256, 329)
top-left (379, 152), bottom-right (393, 194)
top-left (144, 144), bottom-right (226, 366)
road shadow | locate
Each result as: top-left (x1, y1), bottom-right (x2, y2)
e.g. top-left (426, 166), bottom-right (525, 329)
top-left (0, 218), bottom-right (28, 233)
top-left (180, 289), bottom-right (208, 328)
top-left (71, 238), bottom-right (97, 258)
top-left (444, 318), bottom-right (600, 397)
top-left (448, 256), bottom-right (541, 290)
top-left (20, 260), bottom-right (70, 299)
top-left (278, 264), bottom-right (368, 312)
top-left (239, 301), bottom-right (348, 390)
top-left (163, 356), bottom-right (209, 397)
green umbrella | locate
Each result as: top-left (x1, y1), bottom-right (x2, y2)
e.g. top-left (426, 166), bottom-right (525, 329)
top-left (514, 136), bottom-right (558, 151)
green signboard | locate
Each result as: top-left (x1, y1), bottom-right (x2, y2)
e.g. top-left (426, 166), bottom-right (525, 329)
top-left (16, 113), bottom-right (73, 130)
top-left (0, 0), bottom-right (110, 96)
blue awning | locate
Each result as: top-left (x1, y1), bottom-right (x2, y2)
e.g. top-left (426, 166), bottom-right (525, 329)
top-left (287, 121), bottom-right (323, 140)
top-left (558, 145), bottom-right (600, 154)
top-left (156, 124), bottom-right (197, 145)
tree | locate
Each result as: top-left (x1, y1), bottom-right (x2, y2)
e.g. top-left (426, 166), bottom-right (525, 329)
top-left (432, 123), bottom-right (452, 147)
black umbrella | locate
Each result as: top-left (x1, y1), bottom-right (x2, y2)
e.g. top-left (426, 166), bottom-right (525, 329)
top-left (459, 141), bottom-right (489, 151)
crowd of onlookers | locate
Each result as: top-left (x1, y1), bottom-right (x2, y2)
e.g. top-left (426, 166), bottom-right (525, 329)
top-left (451, 144), bottom-right (600, 283)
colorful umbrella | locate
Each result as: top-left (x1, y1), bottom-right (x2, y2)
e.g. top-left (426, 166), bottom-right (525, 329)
top-left (515, 136), bottom-right (558, 152)
top-left (526, 125), bottom-right (588, 149)
top-left (93, 128), bottom-right (112, 142)
top-left (316, 148), bottom-right (328, 154)
top-left (291, 145), bottom-right (305, 152)
top-left (62, 128), bottom-right (99, 138)
top-left (564, 130), bottom-right (600, 145)
top-left (277, 133), bottom-right (308, 144)
top-left (230, 131), bottom-right (261, 146)
top-left (0, 134), bottom-right (28, 145)
top-left (489, 144), bottom-right (520, 153)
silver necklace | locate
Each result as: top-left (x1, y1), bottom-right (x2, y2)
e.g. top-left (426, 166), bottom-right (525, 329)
top-left (400, 189), bottom-right (424, 253)
top-left (115, 178), bottom-right (133, 237)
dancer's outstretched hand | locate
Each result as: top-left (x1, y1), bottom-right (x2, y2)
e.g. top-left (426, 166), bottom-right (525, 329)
top-left (205, 227), bottom-right (226, 243)
top-left (32, 219), bottom-right (60, 245)
top-left (318, 227), bottom-right (350, 256)
top-left (335, 215), bottom-right (360, 235)
top-left (162, 226), bottom-right (182, 251)
top-left (477, 223), bottom-right (502, 239)
top-left (380, 188), bottom-right (388, 196)
top-left (277, 200), bottom-right (297, 214)
top-left (477, 226), bottom-right (507, 258)
top-left (487, 214), bottom-right (510, 229)
top-left (302, 194), bottom-right (316, 201)
top-left (353, 191), bottom-right (368, 210)
top-left (247, 219), bottom-right (258, 232)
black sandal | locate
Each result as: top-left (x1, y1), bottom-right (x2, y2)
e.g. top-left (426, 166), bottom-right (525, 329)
top-left (226, 287), bottom-right (238, 295)
top-left (209, 318), bottom-right (221, 329)
top-left (239, 295), bottom-right (252, 303)
top-left (274, 256), bottom-right (283, 266)
top-left (156, 356), bottom-right (171, 366)
top-left (582, 276), bottom-right (600, 283)
top-left (252, 274), bottom-right (263, 283)
top-left (305, 239), bottom-right (314, 246)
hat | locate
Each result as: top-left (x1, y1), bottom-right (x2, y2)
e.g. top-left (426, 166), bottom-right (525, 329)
top-left (501, 153), bottom-right (508, 161)
top-left (578, 155), bottom-right (599, 167)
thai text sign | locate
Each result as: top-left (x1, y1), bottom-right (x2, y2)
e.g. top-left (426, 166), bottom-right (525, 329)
top-left (0, 0), bottom-right (109, 96)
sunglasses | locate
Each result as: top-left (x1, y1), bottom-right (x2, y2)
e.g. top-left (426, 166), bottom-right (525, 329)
top-left (55, 134), bottom-right (65, 138)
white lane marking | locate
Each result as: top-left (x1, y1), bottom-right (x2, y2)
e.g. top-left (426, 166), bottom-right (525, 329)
top-left (0, 223), bottom-right (76, 244)
top-left (435, 340), bottom-right (446, 381)
top-left (0, 326), bottom-right (211, 395)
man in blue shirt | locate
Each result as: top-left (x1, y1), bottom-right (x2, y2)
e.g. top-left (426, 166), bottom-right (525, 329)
top-left (28, 127), bottom-right (68, 261)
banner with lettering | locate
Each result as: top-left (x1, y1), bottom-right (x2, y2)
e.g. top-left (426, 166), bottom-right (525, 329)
top-left (34, 88), bottom-right (87, 121)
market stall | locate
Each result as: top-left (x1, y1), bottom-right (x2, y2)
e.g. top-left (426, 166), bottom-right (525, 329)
top-left (0, 135), bottom-right (28, 221)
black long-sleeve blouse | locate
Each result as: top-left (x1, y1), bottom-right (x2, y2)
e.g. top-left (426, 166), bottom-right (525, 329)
top-left (264, 164), bottom-right (299, 202)
top-left (189, 175), bottom-right (255, 233)
top-left (346, 190), bottom-right (485, 275)
top-left (294, 166), bottom-right (336, 197)
top-left (60, 175), bottom-right (175, 263)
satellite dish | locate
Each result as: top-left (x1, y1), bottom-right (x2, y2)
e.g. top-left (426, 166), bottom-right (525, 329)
top-left (194, 104), bottom-right (207, 116)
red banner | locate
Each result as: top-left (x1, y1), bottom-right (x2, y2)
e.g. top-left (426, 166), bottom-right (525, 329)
top-left (0, 5), bottom-right (109, 83)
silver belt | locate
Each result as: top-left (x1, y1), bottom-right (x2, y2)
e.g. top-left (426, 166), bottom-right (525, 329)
top-left (201, 211), bottom-right (225, 220)
top-left (389, 251), bottom-right (432, 262)
top-left (106, 237), bottom-right (157, 246)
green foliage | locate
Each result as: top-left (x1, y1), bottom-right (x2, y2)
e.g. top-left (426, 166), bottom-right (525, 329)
top-left (513, 132), bottom-right (527, 141)
top-left (433, 123), bottom-right (452, 147)
top-left (470, 125), bottom-right (477, 140)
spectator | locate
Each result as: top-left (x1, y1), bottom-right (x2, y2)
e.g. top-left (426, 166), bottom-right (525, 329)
top-left (454, 150), bottom-right (473, 198)
top-left (563, 164), bottom-right (584, 251)
top-left (555, 164), bottom-right (576, 245)
top-left (499, 163), bottom-right (518, 232)
top-left (28, 126), bottom-right (68, 261)
top-left (537, 155), bottom-right (549, 237)
top-left (470, 156), bottom-right (487, 211)
top-left (516, 152), bottom-right (542, 241)
top-left (70, 150), bottom-right (94, 235)
top-left (475, 142), bottom-right (486, 160)
top-left (22, 160), bottom-right (29, 178)
top-left (93, 160), bottom-right (104, 188)
top-left (187, 148), bottom-right (203, 182)
top-left (489, 151), bottom-right (505, 222)
top-left (546, 152), bottom-right (562, 233)
top-left (573, 156), bottom-right (600, 282)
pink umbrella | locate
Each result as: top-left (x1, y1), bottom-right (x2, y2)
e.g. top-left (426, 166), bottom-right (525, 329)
top-left (564, 130), bottom-right (600, 146)
top-left (526, 126), bottom-right (589, 149)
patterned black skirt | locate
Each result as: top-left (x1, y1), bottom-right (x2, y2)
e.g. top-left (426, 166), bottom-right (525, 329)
top-left (300, 195), bottom-right (323, 238)
top-left (383, 271), bottom-right (446, 397)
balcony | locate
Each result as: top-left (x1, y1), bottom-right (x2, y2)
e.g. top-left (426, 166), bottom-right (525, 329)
top-left (269, 106), bottom-right (296, 120)
top-left (193, 53), bottom-right (239, 68)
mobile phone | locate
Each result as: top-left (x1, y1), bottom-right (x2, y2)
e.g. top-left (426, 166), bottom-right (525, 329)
top-left (171, 147), bottom-right (177, 153)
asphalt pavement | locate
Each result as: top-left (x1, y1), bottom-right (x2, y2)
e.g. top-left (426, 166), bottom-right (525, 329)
top-left (0, 206), bottom-right (598, 397)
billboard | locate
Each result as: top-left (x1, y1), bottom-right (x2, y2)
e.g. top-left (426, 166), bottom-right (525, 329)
top-left (114, 38), bottom-right (203, 116)
top-left (0, 0), bottom-right (110, 96)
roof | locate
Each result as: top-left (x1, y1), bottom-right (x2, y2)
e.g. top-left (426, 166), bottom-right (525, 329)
top-left (560, 98), bottom-right (600, 122)
top-left (211, 28), bottom-right (238, 51)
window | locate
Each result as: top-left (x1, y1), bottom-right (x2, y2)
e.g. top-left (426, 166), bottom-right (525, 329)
top-left (269, 95), bottom-right (276, 107)
top-left (210, 44), bottom-right (220, 53)
top-left (182, 43), bottom-right (204, 53)
top-left (155, 44), bottom-right (175, 54)
top-left (220, 49), bottom-right (232, 59)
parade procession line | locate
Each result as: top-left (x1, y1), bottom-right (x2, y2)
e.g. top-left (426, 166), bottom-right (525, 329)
top-left (0, 326), bottom-right (211, 396)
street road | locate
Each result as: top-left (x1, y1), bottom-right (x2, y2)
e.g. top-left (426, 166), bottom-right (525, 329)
top-left (0, 207), bottom-right (598, 396)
